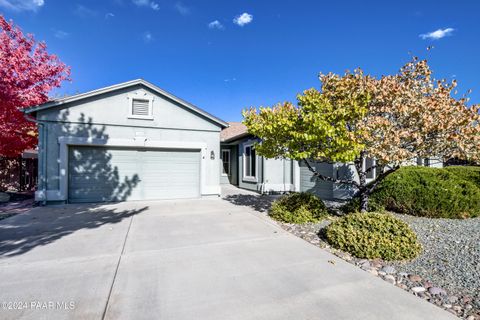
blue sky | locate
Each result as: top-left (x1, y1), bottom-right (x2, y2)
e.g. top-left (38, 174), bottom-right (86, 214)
top-left (2, 0), bottom-right (479, 121)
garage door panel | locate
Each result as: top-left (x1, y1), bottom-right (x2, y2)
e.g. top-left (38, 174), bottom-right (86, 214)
top-left (69, 147), bottom-right (142, 202)
top-left (141, 149), bottom-right (200, 200)
top-left (68, 147), bottom-right (200, 203)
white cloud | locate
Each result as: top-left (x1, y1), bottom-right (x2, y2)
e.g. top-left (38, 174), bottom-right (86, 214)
top-left (208, 20), bottom-right (224, 30)
top-left (419, 28), bottom-right (455, 40)
top-left (143, 31), bottom-right (153, 42)
top-left (174, 2), bottom-right (190, 15)
top-left (132, 0), bottom-right (159, 11)
top-left (53, 29), bottom-right (69, 39)
top-left (132, 0), bottom-right (148, 5)
top-left (105, 12), bottom-right (115, 19)
top-left (75, 4), bottom-right (98, 18)
top-left (233, 12), bottom-right (253, 26)
top-left (0, 0), bottom-right (44, 11)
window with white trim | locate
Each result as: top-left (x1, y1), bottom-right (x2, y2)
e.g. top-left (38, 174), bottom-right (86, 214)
top-left (243, 144), bottom-right (256, 179)
top-left (128, 96), bottom-right (153, 119)
top-left (222, 149), bottom-right (230, 176)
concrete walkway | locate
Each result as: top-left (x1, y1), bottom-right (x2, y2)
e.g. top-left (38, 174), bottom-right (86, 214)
top-left (0, 196), bottom-right (455, 319)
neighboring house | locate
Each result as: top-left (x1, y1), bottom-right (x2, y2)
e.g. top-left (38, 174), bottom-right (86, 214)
top-left (24, 79), bottom-right (228, 204)
top-left (220, 122), bottom-right (443, 200)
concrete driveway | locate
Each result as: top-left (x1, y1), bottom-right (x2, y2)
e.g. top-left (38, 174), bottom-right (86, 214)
top-left (0, 197), bottom-right (454, 320)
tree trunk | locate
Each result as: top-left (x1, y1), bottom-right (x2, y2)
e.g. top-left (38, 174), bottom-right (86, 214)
top-left (359, 187), bottom-right (369, 213)
top-left (356, 151), bottom-right (369, 213)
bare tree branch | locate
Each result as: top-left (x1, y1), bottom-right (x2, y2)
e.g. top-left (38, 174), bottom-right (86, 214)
top-left (365, 165), bottom-right (400, 195)
top-left (302, 159), bottom-right (359, 187)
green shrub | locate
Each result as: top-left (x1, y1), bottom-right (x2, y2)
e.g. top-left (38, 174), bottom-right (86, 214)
top-left (445, 166), bottom-right (480, 186)
top-left (339, 196), bottom-right (384, 214)
top-left (269, 192), bottom-right (328, 224)
top-left (371, 166), bottom-right (480, 218)
top-left (341, 166), bottom-right (480, 218)
top-left (326, 212), bottom-right (421, 261)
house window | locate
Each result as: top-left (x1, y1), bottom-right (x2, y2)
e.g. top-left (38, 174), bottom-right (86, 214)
top-left (222, 149), bottom-right (230, 176)
top-left (129, 97), bottom-right (153, 119)
top-left (364, 157), bottom-right (376, 180)
top-left (244, 144), bottom-right (256, 179)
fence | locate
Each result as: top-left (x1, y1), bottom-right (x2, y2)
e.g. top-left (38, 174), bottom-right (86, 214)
top-left (0, 157), bottom-right (38, 192)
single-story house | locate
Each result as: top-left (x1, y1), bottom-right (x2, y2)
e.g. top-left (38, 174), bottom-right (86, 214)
top-left (24, 79), bottom-right (444, 204)
top-left (24, 79), bottom-right (228, 204)
top-left (220, 122), bottom-right (443, 200)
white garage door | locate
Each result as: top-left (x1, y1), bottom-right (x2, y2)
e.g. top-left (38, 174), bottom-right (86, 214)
top-left (68, 146), bottom-right (200, 203)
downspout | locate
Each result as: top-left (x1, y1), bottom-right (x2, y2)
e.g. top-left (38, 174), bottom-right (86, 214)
top-left (260, 156), bottom-right (265, 194)
top-left (24, 113), bottom-right (47, 206)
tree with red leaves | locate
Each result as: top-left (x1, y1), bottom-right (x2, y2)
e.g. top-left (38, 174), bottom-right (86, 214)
top-left (0, 15), bottom-right (70, 157)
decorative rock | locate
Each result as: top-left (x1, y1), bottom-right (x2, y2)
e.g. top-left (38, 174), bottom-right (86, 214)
top-left (452, 305), bottom-right (462, 312)
top-left (397, 283), bottom-right (408, 290)
top-left (378, 271), bottom-right (387, 276)
top-left (367, 268), bottom-right (378, 276)
top-left (383, 274), bottom-right (396, 285)
top-left (381, 266), bottom-right (396, 274)
top-left (370, 259), bottom-right (383, 269)
top-left (473, 299), bottom-right (480, 308)
top-left (446, 309), bottom-right (457, 315)
top-left (466, 315), bottom-right (475, 320)
top-left (411, 286), bottom-right (426, 293)
top-left (418, 292), bottom-right (427, 299)
top-left (357, 259), bottom-right (369, 265)
top-left (448, 296), bottom-right (459, 303)
top-left (408, 275), bottom-right (422, 282)
top-left (0, 192), bottom-right (10, 203)
top-left (423, 281), bottom-right (433, 289)
top-left (343, 255), bottom-right (352, 261)
top-left (443, 304), bottom-right (452, 309)
top-left (428, 287), bottom-right (446, 296)
top-left (398, 272), bottom-right (408, 278)
top-left (462, 296), bottom-right (473, 304)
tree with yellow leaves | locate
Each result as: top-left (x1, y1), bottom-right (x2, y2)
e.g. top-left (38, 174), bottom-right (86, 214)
top-left (243, 57), bottom-right (480, 212)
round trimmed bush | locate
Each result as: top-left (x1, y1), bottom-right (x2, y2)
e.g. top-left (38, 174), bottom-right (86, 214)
top-left (444, 166), bottom-right (480, 186)
top-left (339, 196), bottom-right (384, 215)
top-left (326, 212), bottom-right (421, 261)
top-left (371, 166), bottom-right (480, 218)
top-left (341, 166), bottom-right (480, 219)
top-left (269, 192), bottom-right (328, 224)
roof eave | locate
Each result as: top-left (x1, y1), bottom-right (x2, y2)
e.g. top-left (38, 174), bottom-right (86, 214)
top-left (221, 132), bottom-right (251, 143)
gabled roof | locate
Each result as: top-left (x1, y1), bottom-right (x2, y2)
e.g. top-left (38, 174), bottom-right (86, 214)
top-left (23, 79), bottom-right (228, 128)
top-left (220, 122), bottom-right (249, 142)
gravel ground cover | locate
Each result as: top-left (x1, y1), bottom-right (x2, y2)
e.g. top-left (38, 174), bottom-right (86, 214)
top-left (279, 215), bottom-right (480, 319)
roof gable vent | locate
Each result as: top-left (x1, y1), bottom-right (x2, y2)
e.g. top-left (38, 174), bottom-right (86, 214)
top-left (132, 98), bottom-right (150, 116)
